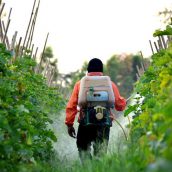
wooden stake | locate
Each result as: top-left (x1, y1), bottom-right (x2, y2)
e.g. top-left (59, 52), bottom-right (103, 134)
top-left (149, 40), bottom-right (154, 55)
top-left (16, 37), bottom-right (22, 58)
top-left (158, 37), bottom-right (163, 50)
top-left (38, 32), bottom-right (49, 73)
top-left (0, 3), bottom-right (5, 19)
top-left (7, 8), bottom-right (12, 21)
top-left (140, 51), bottom-right (146, 71)
top-left (30, 44), bottom-right (34, 57)
top-left (2, 21), bottom-right (10, 48)
top-left (21, 0), bottom-right (37, 56)
top-left (154, 41), bottom-right (159, 52)
top-left (28, 0), bottom-right (40, 49)
top-left (33, 47), bottom-right (38, 60)
top-left (2, 19), bottom-right (10, 48)
top-left (10, 31), bottom-right (17, 50)
top-left (48, 69), bottom-right (55, 86)
top-left (161, 35), bottom-right (167, 49)
top-left (136, 65), bottom-right (141, 77)
top-left (0, 19), bottom-right (3, 41)
top-left (141, 62), bottom-right (145, 73)
top-left (43, 59), bottom-right (50, 77)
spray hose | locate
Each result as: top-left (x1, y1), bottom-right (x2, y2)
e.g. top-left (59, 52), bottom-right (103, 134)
top-left (110, 95), bottom-right (133, 141)
top-left (113, 118), bottom-right (128, 141)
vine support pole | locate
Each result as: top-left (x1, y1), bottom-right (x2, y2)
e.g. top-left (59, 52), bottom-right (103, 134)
top-left (140, 51), bottom-right (146, 71)
top-left (10, 31), bottom-right (17, 51)
top-left (2, 19), bottom-right (10, 49)
top-left (28, 0), bottom-right (40, 50)
top-left (26, 0), bottom-right (40, 52)
top-left (15, 37), bottom-right (22, 59)
top-left (33, 47), bottom-right (38, 60)
top-left (37, 32), bottom-right (49, 74)
top-left (149, 40), bottom-right (154, 55)
top-left (154, 41), bottom-right (159, 52)
top-left (161, 36), bottom-right (167, 49)
top-left (21, 0), bottom-right (37, 57)
top-left (0, 3), bottom-right (5, 18)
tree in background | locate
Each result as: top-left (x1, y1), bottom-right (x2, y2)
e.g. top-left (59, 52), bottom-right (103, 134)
top-left (105, 54), bottom-right (150, 98)
top-left (105, 55), bottom-right (120, 83)
top-left (41, 46), bottom-right (59, 82)
top-left (43, 46), bottom-right (54, 60)
top-left (158, 8), bottom-right (172, 24)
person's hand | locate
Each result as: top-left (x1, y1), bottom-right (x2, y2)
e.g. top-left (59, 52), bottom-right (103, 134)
top-left (67, 126), bottom-right (76, 138)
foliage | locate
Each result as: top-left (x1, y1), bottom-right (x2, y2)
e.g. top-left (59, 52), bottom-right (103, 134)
top-left (0, 43), bottom-right (65, 171)
top-left (153, 25), bottom-right (172, 37)
top-left (105, 55), bottom-right (120, 82)
top-left (41, 46), bottom-right (59, 82)
top-left (43, 46), bottom-right (54, 59)
top-left (124, 28), bottom-right (172, 171)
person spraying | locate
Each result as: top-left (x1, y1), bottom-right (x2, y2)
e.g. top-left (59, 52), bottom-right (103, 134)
top-left (65, 58), bottom-right (126, 160)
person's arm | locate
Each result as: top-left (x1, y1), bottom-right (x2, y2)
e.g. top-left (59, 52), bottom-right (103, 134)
top-left (65, 81), bottom-right (80, 127)
top-left (111, 82), bottom-right (126, 111)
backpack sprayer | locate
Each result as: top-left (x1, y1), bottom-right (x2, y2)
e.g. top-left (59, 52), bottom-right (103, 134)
top-left (78, 75), bottom-right (134, 141)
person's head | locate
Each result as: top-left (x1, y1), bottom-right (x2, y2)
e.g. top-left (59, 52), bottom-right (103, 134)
top-left (87, 58), bottom-right (103, 73)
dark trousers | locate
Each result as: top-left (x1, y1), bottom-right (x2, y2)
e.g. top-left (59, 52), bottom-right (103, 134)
top-left (76, 124), bottom-right (110, 159)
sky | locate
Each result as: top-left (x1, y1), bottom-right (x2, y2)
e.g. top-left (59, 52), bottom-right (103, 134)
top-left (3, 0), bottom-right (172, 74)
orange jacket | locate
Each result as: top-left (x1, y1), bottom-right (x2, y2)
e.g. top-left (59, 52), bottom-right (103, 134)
top-left (65, 72), bottom-right (126, 126)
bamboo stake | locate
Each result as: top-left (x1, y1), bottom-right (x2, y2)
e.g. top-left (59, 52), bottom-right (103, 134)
top-left (30, 44), bottom-right (34, 57)
top-left (149, 40), bottom-right (154, 55)
top-left (158, 38), bottom-right (163, 50)
top-left (28, 0), bottom-right (40, 49)
top-left (10, 31), bottom-right (17, 50)
top-left (43, 59), bottom-right (50, 77)
top-left (3, 7), bottom-right (12, 48)
top-left (2, 21), bottom-right (10, 48)
top-left (0, 20), bottom-right (3, 41)
top-left (26, 7), bottom-right (37, 51)
top-left (7, 8), bottom-right (12, 21)
top-left (0, 3), bottom-right (5, 19)
top-left (16, 37), bottom-right (22, 58)
top-left (140, 51), bottom-right (146, 71)
top-left (161, 35), bottom-right (167, 49)
top-left (21, 0), bottom-right (37, 56)
top-left (2, 19), bottom-right (10, 48)
top-left (136, 65), bottom-right (141, 77)
top-left (37, 32), bottom-right (49, 73)
top-left (48, 69), bottom-right (55, 86)
top-left (154, 41), bottom-right (159, 52)
top-left (33, 47), bottom-right (38, 60)
top-left (167, 36), bottom-right (172, 44)
top-left (141, 62), bottom-right (145, 73)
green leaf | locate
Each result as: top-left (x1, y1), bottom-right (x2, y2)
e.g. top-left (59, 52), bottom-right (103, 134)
top-left (17, 105), bottom-right (29, 113)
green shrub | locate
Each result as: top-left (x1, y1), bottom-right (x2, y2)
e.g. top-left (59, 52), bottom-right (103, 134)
top-left (0, 43), bottom-right (65, 171)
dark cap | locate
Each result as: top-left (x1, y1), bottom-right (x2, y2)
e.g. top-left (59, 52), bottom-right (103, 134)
top-left (87, 58), bottom-right (103, 73)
